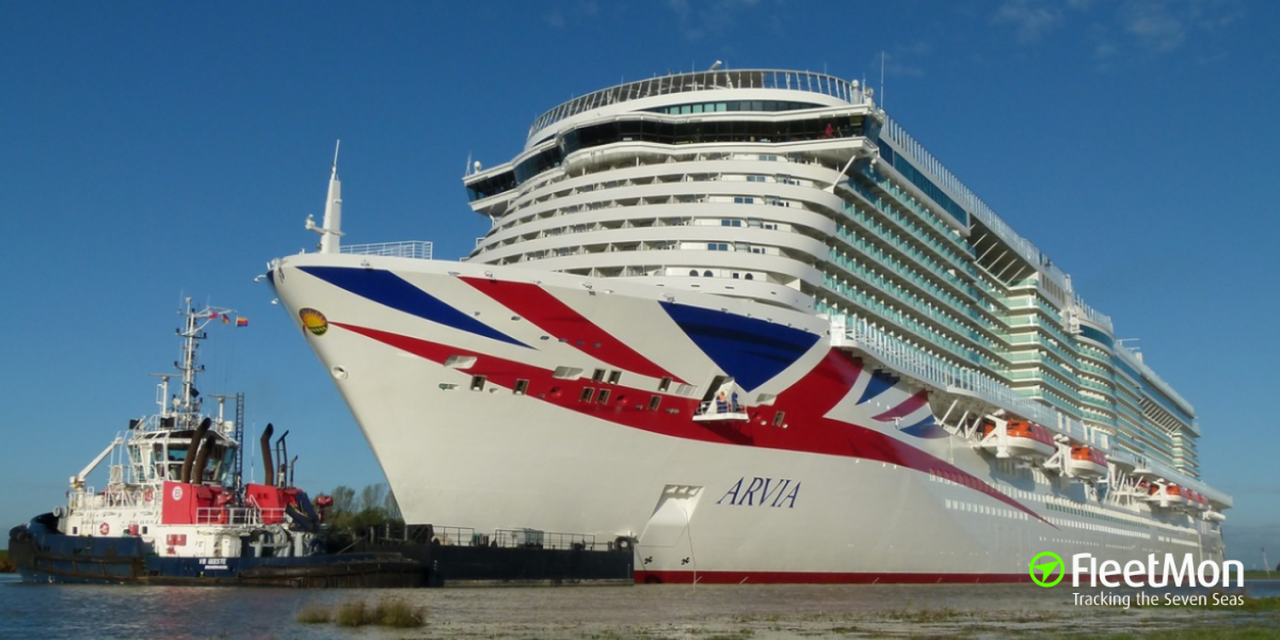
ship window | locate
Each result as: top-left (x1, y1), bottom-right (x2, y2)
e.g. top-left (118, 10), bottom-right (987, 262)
top-left (470, 375), bottom-right (486, 391)
top-left (703, 270), bottom-right (714, 277)
top-left (514, 379), bottom-right (529, 395)
top-left (773, 411), bottom-right (786, 426)
top-left (608, 370), bottom-right (622, 385)
top-left (142, 526), bottom-right (148, 534)
top-left (707, 243), bottom-right (729, 251)
top-left (720, 219), bottom-right (743, 226)
top-left (553, 366), bottom-right (583, 379)
top-left (592, 368), bottom-right (606, 382)
top-left (649, 395), bottom-right (662, 411)
top-left (659, 377), bottom-right (672, 392)
top-left (72, 526), bottom-right (79, 534)
top-left (597, 389), bottom-right (611, 404)
top-left (689, 270), bottom-right (699, 276)
top-left (580, 387), bottom-right (596, 402)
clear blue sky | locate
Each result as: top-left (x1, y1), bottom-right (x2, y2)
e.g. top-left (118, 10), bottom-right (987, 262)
top-left (3, 1), bottom-right (1276, 567)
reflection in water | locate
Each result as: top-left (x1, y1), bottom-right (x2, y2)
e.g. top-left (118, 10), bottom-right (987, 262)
top-left (1, 574), bottom-right (1277, 639)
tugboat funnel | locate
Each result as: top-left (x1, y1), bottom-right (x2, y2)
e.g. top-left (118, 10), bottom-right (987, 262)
top-left (180, 418), bottom-right (212, 484)
top-left (259, 423), bottom-right (275, 487)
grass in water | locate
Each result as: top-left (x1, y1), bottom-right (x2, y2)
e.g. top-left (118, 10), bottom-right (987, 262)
top-left (295, 603), bottom-right (332, 624)
top-left (318, 597), bottom-right (426, 628)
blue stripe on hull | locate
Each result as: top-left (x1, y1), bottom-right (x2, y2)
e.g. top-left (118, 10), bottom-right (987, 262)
top-left (659, 302), bottom-right (820, 390)
top-left (299, 266), bottom-right (527, 347)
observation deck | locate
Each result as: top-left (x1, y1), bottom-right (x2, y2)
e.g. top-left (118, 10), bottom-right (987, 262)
top-left (528, 69), bottom-right (876, 144)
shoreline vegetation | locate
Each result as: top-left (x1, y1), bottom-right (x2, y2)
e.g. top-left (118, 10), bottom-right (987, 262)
top-left (0, 549), bottom-right (14, 573)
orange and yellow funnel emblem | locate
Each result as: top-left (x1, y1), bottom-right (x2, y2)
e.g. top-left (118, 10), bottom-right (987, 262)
top-left (299, 308), bottom-right (328, 336)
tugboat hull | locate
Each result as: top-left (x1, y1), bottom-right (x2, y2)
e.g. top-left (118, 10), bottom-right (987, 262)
top-left (9, 519), bottom-right (422, 587)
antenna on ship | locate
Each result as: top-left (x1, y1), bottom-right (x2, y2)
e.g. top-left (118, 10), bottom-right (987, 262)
top-left (879, 51), bottom-right (886, 111)
top-left (305, 139), bottom-right (344, 254)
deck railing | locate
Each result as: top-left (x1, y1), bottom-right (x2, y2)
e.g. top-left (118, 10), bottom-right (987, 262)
top-left (340, 241), bottom-right (433, 260)
top-left (829, 314), bottom-right (1090, 445)
top-left (528, 69), bottom-right (874, 140)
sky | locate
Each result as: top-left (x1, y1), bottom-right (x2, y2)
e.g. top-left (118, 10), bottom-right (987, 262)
top-left (2, 0), bottom-right (1277, 568)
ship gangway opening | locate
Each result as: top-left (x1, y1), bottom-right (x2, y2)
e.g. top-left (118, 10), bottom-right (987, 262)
top-left (692, 376), bottom-right (750, 423)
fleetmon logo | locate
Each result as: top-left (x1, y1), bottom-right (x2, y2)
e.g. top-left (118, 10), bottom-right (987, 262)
top-left (1029, 551), bottom-right (1065, 587)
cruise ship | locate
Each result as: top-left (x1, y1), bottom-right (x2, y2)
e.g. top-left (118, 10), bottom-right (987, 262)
top-left (267, 68), bottom-right (1230, 583)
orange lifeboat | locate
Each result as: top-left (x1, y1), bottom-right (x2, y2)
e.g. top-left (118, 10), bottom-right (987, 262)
top-left (980, 419), bottom-right (1057, 460)
top-left (1186, 489), bottom-right (1209, 511)
top-left (1066, 445), bottom-right (1108, 478)
top-left (1147, 483), bottom-right (1187, 507)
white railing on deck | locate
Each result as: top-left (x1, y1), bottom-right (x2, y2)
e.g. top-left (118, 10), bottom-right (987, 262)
top-left (340, 241), bottom-right (433, 260)
top-left (879, 119), bottom-right (1120, 336)
top-left (1114, 344), bottom-right (1196, 418)
top-left (829, 314), bottom-right (1230, 507)
top-left (195, 506), bottom-right (287, 526)
top-left (829, 315), bottom-right (1090, 445)
top-left (528, 69), bottom-right (874, 141)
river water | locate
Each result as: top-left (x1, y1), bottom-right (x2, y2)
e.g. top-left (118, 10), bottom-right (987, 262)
top-left (3, 573), bottom-right (1279, 639)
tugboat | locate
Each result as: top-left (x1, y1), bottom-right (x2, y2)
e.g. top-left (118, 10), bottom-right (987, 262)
top-left (7, 298), bottom-right (423, 587)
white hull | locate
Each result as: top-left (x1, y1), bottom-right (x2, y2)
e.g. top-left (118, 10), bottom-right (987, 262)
top-left (268, 254), bottom-right (1223, 582)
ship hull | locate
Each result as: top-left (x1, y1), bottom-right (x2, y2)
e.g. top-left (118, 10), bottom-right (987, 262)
top-left (8, 520), bottom-right (422, 587)
top-left (268, 254), bottom-right (1224, 583)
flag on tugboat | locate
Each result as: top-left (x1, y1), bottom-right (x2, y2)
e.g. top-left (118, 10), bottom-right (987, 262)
top-left (236, 317), bottom-right (249, 327)
top-left (222, 315), bottom-right (231, 325)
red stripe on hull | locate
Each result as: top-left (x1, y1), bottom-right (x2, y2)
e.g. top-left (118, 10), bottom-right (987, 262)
top-left (871, 389), bottom-right (930, 422)
top-left (634, 570), bottom-right (1034, 584)
top-left (460, 277), bottom-right (682, 382)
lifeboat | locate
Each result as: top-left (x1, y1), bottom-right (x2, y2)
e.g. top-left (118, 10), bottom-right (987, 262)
top-left (1188, 490), bottom-right (1209, 511)
top-left (979, 419), bottom-right (1057, 460)
top-left (1148, 483), bottom-right (1187, 507)
top-left (1066, 445), bottom-right (1108, 478)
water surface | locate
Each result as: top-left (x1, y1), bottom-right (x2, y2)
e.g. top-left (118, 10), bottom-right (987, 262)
top-left (3, 573), bottom-right (1277, 639)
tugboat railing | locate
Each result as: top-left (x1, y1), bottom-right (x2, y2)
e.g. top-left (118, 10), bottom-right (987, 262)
top-left (197, 506), bottom-right (287, 526)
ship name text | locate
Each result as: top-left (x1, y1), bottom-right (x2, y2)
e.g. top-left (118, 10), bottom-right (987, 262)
top-left (717, 476), bottom-right (801, 508)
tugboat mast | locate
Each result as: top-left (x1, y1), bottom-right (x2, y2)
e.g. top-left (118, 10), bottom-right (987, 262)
top-left (169, 297), bottom-right (234, 430)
